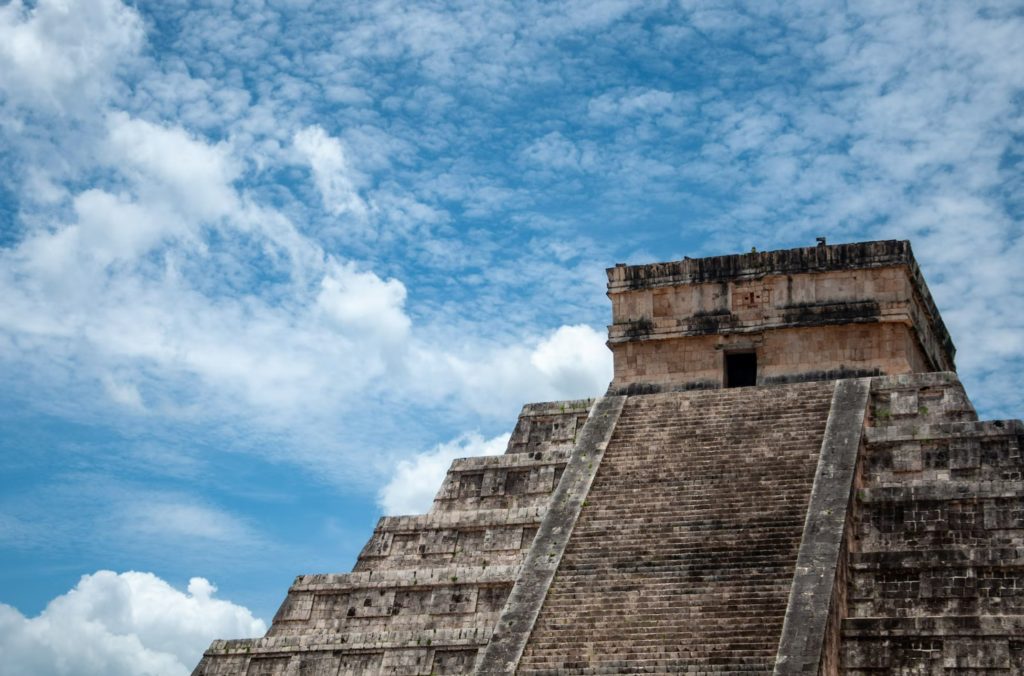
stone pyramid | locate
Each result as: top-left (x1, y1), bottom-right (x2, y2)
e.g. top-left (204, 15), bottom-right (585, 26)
top-left (194, 240), bottom-right (1023, 675)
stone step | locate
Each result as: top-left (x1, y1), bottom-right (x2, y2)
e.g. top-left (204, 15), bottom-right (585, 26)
top-left (518, 382), bottom-right (833, 673)
top-left (858, 481), bottom-right (1022, 502)
top-left (268, 565), bottom-right (518, 635)
top-left (233, 646), bottom-right (480, 676)
top-left (849, 547), bottom-right (1024, 569)
top-left (355, 507), bottom-right (544, 571)
top-left (841, 614), bottom-right (1024, 636)
top-left (203, 624), bottom-right (492, 654)
top-left (287, 564), bottom-right (520, 591)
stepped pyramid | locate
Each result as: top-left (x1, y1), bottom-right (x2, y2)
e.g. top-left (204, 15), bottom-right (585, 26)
top-left (194, 240), bottom-right (1023, 675)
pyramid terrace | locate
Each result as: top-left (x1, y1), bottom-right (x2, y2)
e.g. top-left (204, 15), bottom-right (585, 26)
top-left (194, 240), bottom-right (1023, 675)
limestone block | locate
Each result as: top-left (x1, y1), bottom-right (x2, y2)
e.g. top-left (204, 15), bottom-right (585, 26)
top-left (296, 654), bottom-right (340, 676)
top-left (274, 592), bottom-right (313, 622)
top-left (949, 437), bottom-right (981, 470)
top-left (309, 592), bottom-right (352, 621)
top-left (194, 655), bottom-right (249, 676)
top-left (392, 589), bottom-right (430, 615)
top-left (480, 470), bottom-right (506, 497)
top-left (943, 638), bottom-right (1010, 669)
top-left (503, 470), bottom-right (528, 496)
top-left (346, 589), bottom-right (396, 618)
top-left (380, 648), bottom-right (432, 675)
top-left (359, 531), bottom-right (393, 559)
top-left (983, 498), bottom-right (1024, 529)
top-left (891, 442), bottom-right (923, 472)
top-left (526, 465), bottom-right (556, 494)
top-left (337, 652), bottom-right (382, 676)
top-left (481, 527), bottom-right (522, 551)
top-left (245, 656), bottom-right (296, 676)
top-left (428, 586), bottom-right (477, 614)
top-left (420, 530), bottom-right (457, 555)
top-left (430, 648), bottom-right (478, 674)
top-left (890, 390), bottom-right (919, 417)
top-left (456, 473), bottom-right (483, 498)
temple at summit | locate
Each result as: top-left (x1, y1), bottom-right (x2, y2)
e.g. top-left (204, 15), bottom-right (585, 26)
top-left (194, 240), bottom-right (1024, 675)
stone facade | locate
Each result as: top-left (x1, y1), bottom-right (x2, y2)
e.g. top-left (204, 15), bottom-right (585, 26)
top-left (194, 240), bottom-right (1021, 675)
top-left (607, 240), bottom-right (953, 392)
top-left (193, 399), bottom-right (593, 676)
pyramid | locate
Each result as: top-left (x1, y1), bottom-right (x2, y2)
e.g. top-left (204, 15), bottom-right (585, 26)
top-left (194, 240), bottom-right (1023, 675)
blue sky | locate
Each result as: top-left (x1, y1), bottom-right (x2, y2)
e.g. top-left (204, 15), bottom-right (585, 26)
top-left (0, 1), bottom-right (1022, 673)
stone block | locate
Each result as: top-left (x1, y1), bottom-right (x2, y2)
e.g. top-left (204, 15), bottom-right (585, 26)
top-left (337, 652), bottom-right (382, 675)
top-left (428, 586), bottom-right (477, 614)
top-left (245, 657), bottom-right (294, 676)
top-left (943, 638), bottom-right (1010, 669)
top-left (380, 648), bottom-right (432, 675)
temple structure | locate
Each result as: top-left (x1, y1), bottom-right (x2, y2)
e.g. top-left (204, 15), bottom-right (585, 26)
top-left (194, 240), bottom-right (1023, 675)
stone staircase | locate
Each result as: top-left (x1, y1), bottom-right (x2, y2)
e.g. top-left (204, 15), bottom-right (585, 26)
top-left (517, 381), bottom-right (835, 675)
top-left (841, 373), bottom-right (1024, 673)
top-left (192, 400), bottom-right (592, 676)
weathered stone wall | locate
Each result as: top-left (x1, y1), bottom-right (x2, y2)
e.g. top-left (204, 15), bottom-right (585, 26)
top-left (607, 241), bottom-right (955, 392)
top-left (192, 400), bottom-right (594, 676)
top-left (611, 322), bottom-right (929, 393)
top-left (840, 373), bottom-right (1024, 674)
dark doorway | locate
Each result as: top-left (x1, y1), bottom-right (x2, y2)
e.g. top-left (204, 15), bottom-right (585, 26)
top-left (725, 352), bottom-right (757, 388)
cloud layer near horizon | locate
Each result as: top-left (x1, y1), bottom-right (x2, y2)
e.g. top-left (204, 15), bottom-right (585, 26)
top-left (0, 571), bottom-right (265, 676)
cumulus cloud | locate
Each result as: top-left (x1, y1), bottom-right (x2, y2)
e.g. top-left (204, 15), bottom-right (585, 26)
top-left (530, 324), bottom-right (614, 396)
top-left (378, 432), bottom-right (510, 515)
top-left (105, 113), bottom-right (240, 225)
top-left (316, 261), bottom-right (412, 346)
top-left (293, 125), bottom-right (369, 222)
top-left (0, 571), bottom-right (265, 676)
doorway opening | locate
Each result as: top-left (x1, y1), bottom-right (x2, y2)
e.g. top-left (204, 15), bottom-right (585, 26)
top-left (725, 352), bottom-right (757, 388)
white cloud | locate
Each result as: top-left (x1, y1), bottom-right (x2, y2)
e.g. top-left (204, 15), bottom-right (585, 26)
top-left (100, 373), bottom-right (144, 410)
top-left (293, 125), bottom-right (369, 221)
top-left (128, 501), bottom-right (259, 544)
top-left (0, 570), bottom-right (265, 676)
top-left (0, 0), bottom-right (144, 110)
top-left (521, 132), bottom-right (584, 171)
top-left (530, 324), bottom-right (614, 396)
top-left (105, 112), bottom-right (241, 224)
top-left (72, 189), bottom-right (173, 267)
top-left (587, 87), bottom-right (679, 122)
top-left (9, 112), bottom-right (245, 281)
top-left (378, 432), bottom-right (510, 515)
top-left (316, 261), bottom-right (411, 346)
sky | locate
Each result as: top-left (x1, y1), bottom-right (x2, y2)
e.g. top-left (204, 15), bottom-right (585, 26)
top-left (0, 0), bottom-right (1021, 674)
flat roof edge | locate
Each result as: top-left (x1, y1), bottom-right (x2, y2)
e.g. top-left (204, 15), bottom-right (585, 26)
top-left (607, 240), bottom-right (913, 289)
